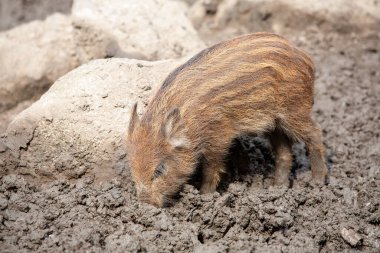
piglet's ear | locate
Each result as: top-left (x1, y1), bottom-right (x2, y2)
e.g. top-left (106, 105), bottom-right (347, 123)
top-left (162, 108), bottom-right (190, 149)
top-left (128, 103), bottom-right (139, 135)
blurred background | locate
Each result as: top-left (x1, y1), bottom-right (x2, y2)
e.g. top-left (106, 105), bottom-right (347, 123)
top-left (0, 0), bottom-right (379, 133)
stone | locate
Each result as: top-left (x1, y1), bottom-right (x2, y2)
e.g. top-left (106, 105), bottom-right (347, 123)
top-left (0, 0), bottom-right (205, 134)
top-left (0, 14), bottom-right (80, 114)
top-left (72, 0), bottom-right (205, 60)
top-left (2, 58), bottom-right (183, 184)
top-left (341, 228), bottom-right (362, 247)
top-left (0, 0), bottom-right (73, 31)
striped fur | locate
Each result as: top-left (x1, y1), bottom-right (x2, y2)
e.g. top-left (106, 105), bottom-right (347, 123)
top-left (127, 32), bottom-right (328, 207)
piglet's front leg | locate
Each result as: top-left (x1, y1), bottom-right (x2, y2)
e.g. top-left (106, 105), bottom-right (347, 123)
top-left (200, 160), bottom-right (224, 194)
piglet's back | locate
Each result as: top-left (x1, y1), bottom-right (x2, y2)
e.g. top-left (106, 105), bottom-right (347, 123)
top-left (142, 33), bottom-right (315, 129)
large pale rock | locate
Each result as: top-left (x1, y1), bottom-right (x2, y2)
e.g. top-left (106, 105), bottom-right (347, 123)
top-left (0, 13), bottom-right (121, 134)
top-left (0, 0), bottom-right (205, 132)
top-left (0, 12), bottom-right (127, 115)
top-left (1, 58), bottom-right (183, 184)
top-left (72, 0), bottom-right (205, 60)
top-left (0, 12), bottom-right (118, 114)
top-left (0, 14), bottom-right (80, 113)
top-left (0, 0), bottom-right (73, 31)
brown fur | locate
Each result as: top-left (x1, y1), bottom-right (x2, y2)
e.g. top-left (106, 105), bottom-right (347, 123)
top-left (127, 32), bottom-right (328, 207)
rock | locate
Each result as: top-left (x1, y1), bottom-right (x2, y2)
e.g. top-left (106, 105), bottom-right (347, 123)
top-left (188, 0), bottom-right (221, 29)
top-left (0, 14), bottom-right (80, 114)
top-left (72, 0), bottom-right (205, 61)
top-left (71, 18), bottom-right (123, 63)
top-left (189, 0), bottom-right (380, 44)
top-left (341, 228), bottom-right (363, 247)
top-left (0, 0), bottom-right (73, 31)
top-left (0, 0), bottom-right (205, 133)
top-left (0, 100), bottom-right (35, 134)
top-left (0, 12), bottom-right (123, 130)
top-left (1, 58), bottom-right (183, 184)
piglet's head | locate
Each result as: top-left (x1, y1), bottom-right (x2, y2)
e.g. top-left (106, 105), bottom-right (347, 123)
top-left (126, 103), bottom-right (196, 207)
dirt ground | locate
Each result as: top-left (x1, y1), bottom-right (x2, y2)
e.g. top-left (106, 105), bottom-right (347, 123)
top-left (1, 2), bottom-right (380, 253)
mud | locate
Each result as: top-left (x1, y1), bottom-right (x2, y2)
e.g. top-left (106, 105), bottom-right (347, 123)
top-left (1, 2), bottom-right (380, 253)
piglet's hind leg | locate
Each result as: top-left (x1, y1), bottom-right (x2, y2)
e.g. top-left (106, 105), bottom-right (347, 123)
top-left (307, 122), bottom-right (329, 183)
top-left (269, 130), bottom-right (293, 186)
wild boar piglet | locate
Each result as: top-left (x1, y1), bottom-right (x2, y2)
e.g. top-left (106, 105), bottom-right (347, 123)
top-left (127, 32), bottom-right (328, 207)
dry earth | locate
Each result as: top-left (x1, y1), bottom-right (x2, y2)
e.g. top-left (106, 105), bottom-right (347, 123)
top-left (0, 0), bottom-right (379, 252)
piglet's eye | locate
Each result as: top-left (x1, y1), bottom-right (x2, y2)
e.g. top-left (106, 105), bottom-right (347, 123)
top-left (153, 162), bottom-right (166, 179)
